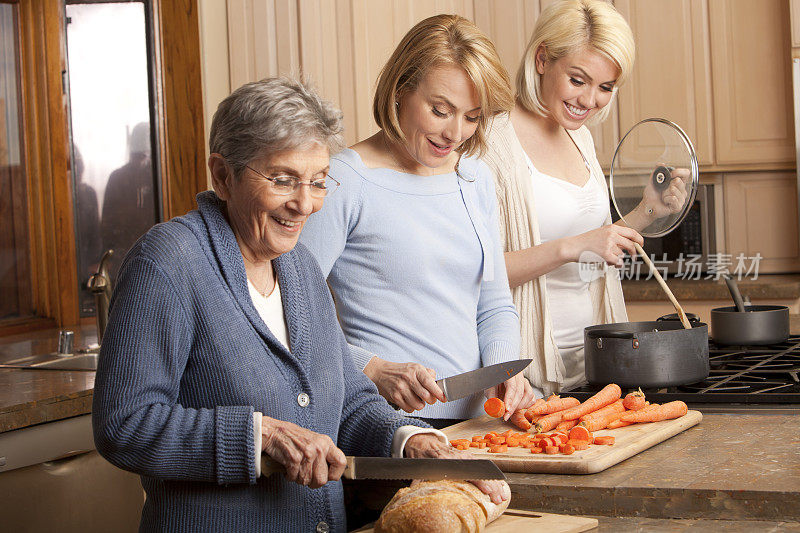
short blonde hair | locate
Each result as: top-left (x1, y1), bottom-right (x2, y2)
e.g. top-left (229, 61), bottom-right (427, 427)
top-left (373, 14), bottom-right (513, 157)
top-left (517, 0), bottom-right (635, 124)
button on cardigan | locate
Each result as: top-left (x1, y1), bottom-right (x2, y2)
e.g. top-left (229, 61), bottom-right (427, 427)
top-left (92, 191), bottom-right (430, 533)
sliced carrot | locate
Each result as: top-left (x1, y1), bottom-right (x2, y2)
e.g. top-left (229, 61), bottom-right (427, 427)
top-left (544, 445), bottom-right (560, 454)
top-left (593, 436), bottom-right (615, 445)
top-left (530, 446), bottom-right (543, 454)
top-left (476, 442), bottom-right (487, 449)
top-left (484, 397), bottom-right (505, 418)
top-left (455, 444), bottom-right (468, 450)
top-left (488, 444), bottom-right (507, 453)
top-left (551, 432), bottom-right (569, 446)
top-left (571, 440), bottom-right (590, 451)
top-left (489, 436), bottom-right (506, 445)
top-left (506, 436), bottom-right (521, 447)
top-left (568, 425), bottom-right (593, 442)
top-left (562, 444), bottom-right (575, 455)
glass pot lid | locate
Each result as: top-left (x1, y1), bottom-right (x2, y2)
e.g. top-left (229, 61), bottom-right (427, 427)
top-left (609, 118), bottom-right (699, 238)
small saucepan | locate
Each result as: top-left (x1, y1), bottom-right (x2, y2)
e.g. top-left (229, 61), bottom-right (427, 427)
top-left (710, 276), bottom-right (790, 345)
top-left (711, 306), bottom-right (789, 346)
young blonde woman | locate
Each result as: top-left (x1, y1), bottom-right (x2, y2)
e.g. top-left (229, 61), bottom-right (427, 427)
top-left (300, 14), bottom-right (536, 427)
top-left (483, 0), bottom-right (677, 395)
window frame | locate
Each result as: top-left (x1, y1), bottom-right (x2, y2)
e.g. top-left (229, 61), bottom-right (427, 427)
top-left (1, 0), bottom-right (205, 336)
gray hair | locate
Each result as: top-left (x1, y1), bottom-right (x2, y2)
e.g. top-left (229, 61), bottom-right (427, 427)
top-left (209, 77), bottom-right (344, 177)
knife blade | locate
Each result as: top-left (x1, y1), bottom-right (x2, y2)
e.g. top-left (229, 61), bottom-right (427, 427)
top-left (261, 456), bottom-right (506, 480)
top-left (437, 359), bottom-right (532, 402)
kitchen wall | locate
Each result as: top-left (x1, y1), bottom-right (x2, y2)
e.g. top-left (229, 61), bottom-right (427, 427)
top-left (196, 0), bottom-right (799, 273)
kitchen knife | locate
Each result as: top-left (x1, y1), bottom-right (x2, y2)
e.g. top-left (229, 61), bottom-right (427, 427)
top-left (261, 455), bottom-right (506, 480)
top-left (437, 359), bottom-right (533, 402)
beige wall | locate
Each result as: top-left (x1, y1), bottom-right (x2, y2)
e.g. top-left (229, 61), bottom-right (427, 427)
top-left (199, 0), bottom-right (552, 153)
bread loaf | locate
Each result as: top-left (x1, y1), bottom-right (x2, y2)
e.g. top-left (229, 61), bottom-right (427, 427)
top-left (374, 480), bottom-right (510, 533)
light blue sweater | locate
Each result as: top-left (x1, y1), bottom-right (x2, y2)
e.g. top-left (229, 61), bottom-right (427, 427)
top-left (92, 191), bottom-right (429, 532)
top-left (299, 149), bottom-right (521, 419)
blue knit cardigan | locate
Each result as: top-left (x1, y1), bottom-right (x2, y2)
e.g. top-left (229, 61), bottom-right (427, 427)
top-left (92, 191), bottom-right (428, 532)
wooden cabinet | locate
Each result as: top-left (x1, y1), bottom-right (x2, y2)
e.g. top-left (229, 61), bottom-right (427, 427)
top-left (615, 0), bottom-right (714, 167)
top-left (708, 0), bottom-right (795, 165)
top-left (724, 172), bottom-right (800, 273)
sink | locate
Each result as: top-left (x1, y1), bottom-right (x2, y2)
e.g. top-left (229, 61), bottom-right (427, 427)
top-left (31, 353), bottom-right (98, 371)
top-left (0, 352), bottom-right (99, 371)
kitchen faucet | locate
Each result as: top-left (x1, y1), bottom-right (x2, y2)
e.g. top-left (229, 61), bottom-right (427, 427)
top-left (88, 249), bottom-right (114, 344)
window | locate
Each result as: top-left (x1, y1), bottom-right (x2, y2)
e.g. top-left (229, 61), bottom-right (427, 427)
top-left (0, 0), bottom-right (205, 336)
top-left (65, 1), bottom-right (159, 315)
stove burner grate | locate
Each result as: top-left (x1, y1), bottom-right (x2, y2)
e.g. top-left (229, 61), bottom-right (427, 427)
top-left (567, 335), bottom-right (800, 404)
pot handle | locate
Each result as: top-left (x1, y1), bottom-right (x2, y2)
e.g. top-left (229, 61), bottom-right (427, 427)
top-left (586, 330), bottom-right (635, 340)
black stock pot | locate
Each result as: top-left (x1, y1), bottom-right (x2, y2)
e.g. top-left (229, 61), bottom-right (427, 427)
top-left (584, 320), bottom-right (709, 388)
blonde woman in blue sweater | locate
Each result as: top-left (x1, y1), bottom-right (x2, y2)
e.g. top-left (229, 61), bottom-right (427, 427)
top-left (92, 78), bottom-right (507, 533)
top-left (300, 15), bottom-right (537, 427)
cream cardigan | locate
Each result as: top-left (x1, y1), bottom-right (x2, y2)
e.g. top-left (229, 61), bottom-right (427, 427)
top-left (482, 114), bottom-right (628, 396)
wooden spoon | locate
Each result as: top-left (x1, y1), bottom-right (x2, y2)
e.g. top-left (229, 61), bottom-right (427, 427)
top-left (634, 243), bottom-right (692, 329)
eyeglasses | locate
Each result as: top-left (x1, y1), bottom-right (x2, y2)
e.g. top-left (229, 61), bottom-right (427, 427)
top-left (244, 164), bottom-right (340, 198)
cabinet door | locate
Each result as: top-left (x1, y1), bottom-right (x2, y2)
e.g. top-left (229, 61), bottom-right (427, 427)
top-left (709, 0), bottom-right (795, 165)
top-left (615, 0), bottom-right (714, 166)
top-left (724, 172), bottom-right (800, 273)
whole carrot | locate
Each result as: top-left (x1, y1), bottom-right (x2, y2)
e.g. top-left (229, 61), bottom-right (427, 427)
top-left (579, 399), bottom-right (624, 422)
top-left (560, 384), bottom-right (622, 421)
top-left (525, 395), bottom-right (580, 419)
top-left (620, 401), bottom-right (687, 423)
top-left (622, 388), bottom-right (647, 411)
top-left (533, 411), bottom-right (564, 433)
top-left (523, 398), bottom-right (546, 421)
top-left (555, 419), bottom-right (579, 432)
top-left (509, 409), bottom-right (532, 431)
top-left (606, 419), bottom-right (633, 429)
top-left (579, 409), bottom-right (628, 432)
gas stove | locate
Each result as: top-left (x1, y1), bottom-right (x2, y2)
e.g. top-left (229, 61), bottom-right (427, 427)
top-left (567, 335), bottom-right (800, 411)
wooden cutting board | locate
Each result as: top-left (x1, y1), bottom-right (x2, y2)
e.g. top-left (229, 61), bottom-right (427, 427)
top-left (354, 509), bottom-right (598, 532)
top-left (442, 410), bottom-right (702, 474)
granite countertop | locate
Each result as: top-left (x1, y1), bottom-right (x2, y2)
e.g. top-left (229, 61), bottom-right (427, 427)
top-left (505, 413), bottom-right (800, 521)
top-left (0, 325), bottom-right (97, 433)
top-left (348, 413), bottom-right (800, 527)
top-left (622, 273), bottom-right (800, 302)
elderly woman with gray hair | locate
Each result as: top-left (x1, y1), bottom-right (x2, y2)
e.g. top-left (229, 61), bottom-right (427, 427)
top-left (92, 77), bottom-right (508, 533)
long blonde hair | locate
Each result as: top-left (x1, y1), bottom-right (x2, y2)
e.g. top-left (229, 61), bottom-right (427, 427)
top-left (373, 14), bottom-right (514, 157)
top-left (517, 0), bottom-right (635, 124)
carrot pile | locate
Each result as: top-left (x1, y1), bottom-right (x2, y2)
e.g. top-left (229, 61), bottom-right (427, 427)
top-left (467, 386), bottom-right (690, 456)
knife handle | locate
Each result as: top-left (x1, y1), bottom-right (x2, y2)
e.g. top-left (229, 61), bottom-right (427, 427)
top-left (387, 378), bottom-right (447, 411)
top-left (260, 455), bottom-right (355, 479)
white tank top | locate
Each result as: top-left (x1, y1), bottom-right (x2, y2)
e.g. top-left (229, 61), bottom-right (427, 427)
top-left (523, 151), bottom-right (609, 390)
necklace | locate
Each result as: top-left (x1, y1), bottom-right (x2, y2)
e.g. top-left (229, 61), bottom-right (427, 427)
top-left (380, 132), bottom-right (474, 182)
top-left (243, 257), bottom-right (276, 298)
